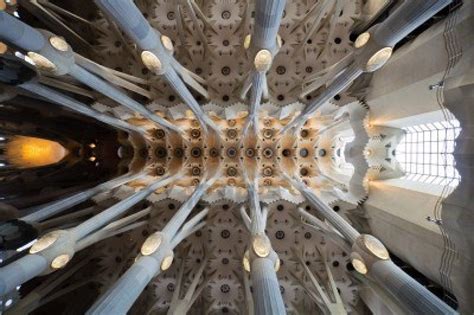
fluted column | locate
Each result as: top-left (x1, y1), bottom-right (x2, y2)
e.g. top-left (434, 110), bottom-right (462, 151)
top-left (69, 64), bottom-right (180, 132)
top-left (162, 68), bottom-right (218, 135)
top-left (0, 174), bottom-right (178, 295)
top-left (0, 255), bottom-right (47, 296)
top-left (22, 171), bottom-right (145, 223)
top-left (370, 260), bottom-right (456, 314)
top-left (289, 177), bottom-right (359, 243)
top-left (0, 53), bottom-right (143, 133)
top-left (88, 255), bottom-right (159, 314)
top-left (252, 0), bottom-right (286, 51)
top-left (243, 0), bottom-right (285, 134)
top-left (243, 72), bottom-right (265, 136)
top-left (20, 81), bottom-right (144, 133)
top-left (280, 0), bottom-right (453, 134)
top-left (5, 257), bottom-right (91, 314)
top-left (287, 177), bottom-right (456, 314)
top-left (251, 259), bottom-right (285, 315)
top-left (0, 11), bottom-right (180, 133)
top-left (71, 175), bottom-right (175, 240)
top-left (0, 12), bottom-right (45, 51)
top-left (88, 175), bottom-right (218, 314)
top-left (242, 178), bottom-right (286, 315)
top-left (166, 255), bottom-right (208, 314)
top-left (94, 0), bottom-right (219, 134)
top-left (280, 63), bottom-right (363, 134)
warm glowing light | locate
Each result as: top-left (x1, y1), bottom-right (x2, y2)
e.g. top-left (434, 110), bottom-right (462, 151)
top-left (185, 109), bottom-right (195, 118)
top-left (141, 233), bottom-right (163, 256)
top-left (5, 136), bottom-right (68, 168)
top-left (161, 254), bottom-right (174, 271)
top-left (89, 143), bottom-right (96, 148)
top-left (49, 36), bottom-right (69, 52)
top-left (252, 235), bottom-right (271, 258)
top-left (161, 35), bottom-right (174, 52)
top-left (89, 156), bottom-right (96, 162)
top-left (51, 254), bottom-right (71, 269)
top-left (244, 34), bottom-right (251, 49)
top-left (141, 51), bottom-right (163, 73)
top-left (365, 47), bottom-right (392, 72)
top-left (352, 257), bottom-right (368, 274)
top-left (243, 250), bottom-right (250, 272)
top-left (27, 52), bottom-right (56, 72)
top-left (363, 235), bottom-right (389, 260)
top-left (0, 42), bottom-right (7, 55)
top-left (274, 258), bottom-right (281, 271)
top-left (354, 32), bottom-right (370, 49)
top-left (30, 231), bottom-right (60, 254)
top-left (254, 50), bottom-right (272, 72)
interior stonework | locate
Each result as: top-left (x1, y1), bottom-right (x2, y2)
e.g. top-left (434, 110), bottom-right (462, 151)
top-left (0, 0), bottom-right (472, 314)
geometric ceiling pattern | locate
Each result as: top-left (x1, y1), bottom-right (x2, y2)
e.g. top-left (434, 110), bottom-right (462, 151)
top-left (0, 0), bottom-right (469, 314)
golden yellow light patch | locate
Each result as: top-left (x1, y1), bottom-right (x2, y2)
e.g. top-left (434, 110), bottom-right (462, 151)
top-left (5, 136), bottom-right (68, 168)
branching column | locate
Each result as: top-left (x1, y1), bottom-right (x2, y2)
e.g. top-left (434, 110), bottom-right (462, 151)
top-left (166, 255), bottom-right (210, 314)
top-left (0, 173), bottom-right (179, 296)
top-left (242, 0), bottom-right (286, 136)
top-left (0, 12), bottom-right (180, 133)
top-left (287, 177), bottom-right (456, 314)
top-left (22, 171), bottom-right (146, 223)
top-left (94, 0), bottom-right (219, 134)
top-left (87, 175), bottom-right (218, 314)
top-left (241, 179), bottom-right (286, 315)
top-left (20, 81), bottom-right (145, 133)
top-left (0, 54), bottom-right (143, 134)
top-left (280, 0), bottom-right (453, 134)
